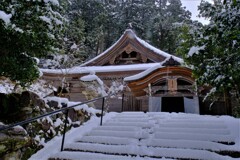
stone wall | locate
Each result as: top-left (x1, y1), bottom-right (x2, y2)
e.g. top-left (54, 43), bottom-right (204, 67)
top-left (0, 125), bottom-right (30, 160)
top-left (0, 91), bottom-right (96, 160)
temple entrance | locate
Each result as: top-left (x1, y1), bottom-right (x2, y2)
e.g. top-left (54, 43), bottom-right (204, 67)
top-left (162, 97), bottom-right (184, 113)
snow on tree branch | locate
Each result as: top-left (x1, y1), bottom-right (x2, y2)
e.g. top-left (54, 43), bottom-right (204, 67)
top-left (0, 10), bottom-right (12, 25)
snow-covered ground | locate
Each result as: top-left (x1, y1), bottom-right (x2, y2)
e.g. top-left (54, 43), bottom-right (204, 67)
top-left (29, 112), bottom-right (240, 160)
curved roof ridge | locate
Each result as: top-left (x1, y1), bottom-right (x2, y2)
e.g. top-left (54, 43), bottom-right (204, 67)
top-left (81, 29), bottom-right (136, 66)
top-left (135, 37), bottom-right (183, 64)
top-left (81, 29), bottom-right (183, 66)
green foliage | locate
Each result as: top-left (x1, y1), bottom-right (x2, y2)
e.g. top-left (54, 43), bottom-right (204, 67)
top-left (224, 0), bottom-right (237, 5)
top-left (21, 147), bottom-right (40, 160)
top-left (176, 22), bottom-right (203, 59)
top-left (177, 0), bottom-right (240, 106)
top-left (0, 54), bottom-right (40, 86)
top-left (0, 0), bottom-right (65, 86)
top-left (151, 0), bottom-right (192, 54)
top-left (233, 105), bottom-right (240, 118)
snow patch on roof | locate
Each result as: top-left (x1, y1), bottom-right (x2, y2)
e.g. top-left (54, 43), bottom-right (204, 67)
top-left (124, 57), bottom-right (174, 81)
top-left (124, 64), bottom-right (163, 81)
top-left (135, 37), bottom-right (183, 64)
top-left (41, 63), bottom-right (160, 74)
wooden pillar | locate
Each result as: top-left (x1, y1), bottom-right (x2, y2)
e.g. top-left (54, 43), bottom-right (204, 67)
top-left (224, 91), bottom-right (232, 115)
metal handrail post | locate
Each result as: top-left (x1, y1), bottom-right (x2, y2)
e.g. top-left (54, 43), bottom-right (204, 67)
top-left (61, 104), bottom-right (69, 152)
top-left (100, 97), bottom-right (105, 126)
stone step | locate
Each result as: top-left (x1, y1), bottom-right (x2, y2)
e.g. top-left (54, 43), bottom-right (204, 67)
top-left (154, 132), bottom-right (235, 143)
top-left (93, 126), bottom-right (141, 131)
top-left (157, 122), bottom-right (227, 129)
top-left (143, 138), bottom-right (235, 151)
top-left (86, 130), bottom-right (149, 139)
top-left (153, 127), bottom-right (230, 135)
top-left (76, 136), bottom-right (138, 145)
top-left (48, 151), bottom-right (167, 160)
top-left (103, 122), bottom-right (154, 128)
top-left (110, 118), bottom-right (151, 122)
top-left (155, 119), bottom-right (225, 123)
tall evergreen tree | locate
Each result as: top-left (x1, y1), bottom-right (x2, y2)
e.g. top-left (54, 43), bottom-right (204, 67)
top-left (67, 0), bottom-right (109, 57)
top-left (151, 0), bottom-right (192, 54)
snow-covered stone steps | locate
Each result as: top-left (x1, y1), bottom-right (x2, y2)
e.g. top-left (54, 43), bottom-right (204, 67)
top-left (147, 146), bottom-right (234, 160)
top-left (104, 122), bottom-right (154, 128)
top-left (157, 122), bottom-right (227, 129)
top-left (48, 151), bottom-right (170, 160)
top-left (92, 126), bottom-right (141, 131)
top-left (110, 118), bottom-right (150, 122)
top-left (76, 136), bottom-right (138, 145)
top-left (143, 138), bottom-right (235, 151)
top-left (156, 118), bottom-right (225, 123)
top-left (61, 143), bottom-right (234, 160)
top-left (47, 112), bottom-right (239, 160)
top-left (154, 132), bottom-right (235, 143)
top-left (63, 142), bottom-right (140, 155)
top-left (86, 130), bottom-right (149, 139)
top-left (153, 127), bottom-right (230, 135)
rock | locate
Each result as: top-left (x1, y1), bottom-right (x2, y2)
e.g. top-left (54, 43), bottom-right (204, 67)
top-left (21, 107), bottom-right (33, 114)
top-left (3, 150), bottom-right (21, 160)
top-left (0, 145), bottom-right (6, 150)
top-left (46, 100), bottom-right (58, 109)
top-left (68, 108), bottom-right (78, 122)
top-left (0, 129), bottom-right (30, 159)
top-left (0, 133), bottom-right (9, 141)
top-left (0, 91), bottom-right (47, 123)
top-left (0, 144), bottom-right (7, 155)
top-left (8, 126), bottom-right (27, 136)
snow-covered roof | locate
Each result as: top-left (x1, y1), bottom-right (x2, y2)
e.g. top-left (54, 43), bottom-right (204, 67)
top-left (124, 64), bottom-right (163, 82)
top-left (124, 57), bottom-right (183, 82)
top-left (135, 36), bottom-right (183, 63)
top-left (41, 63), bottom-right (160, 74)
top-left (82, 29), bottom-right (183, 66)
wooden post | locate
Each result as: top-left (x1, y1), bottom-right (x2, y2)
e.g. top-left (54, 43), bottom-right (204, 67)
top-left (224, 91), bottom-right (232, 115)
top-left (121, 93), bottom-right (125, 112)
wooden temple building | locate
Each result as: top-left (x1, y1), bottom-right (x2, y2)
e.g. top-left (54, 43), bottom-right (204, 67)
top-left (41, 29), bottom-right (228, 115)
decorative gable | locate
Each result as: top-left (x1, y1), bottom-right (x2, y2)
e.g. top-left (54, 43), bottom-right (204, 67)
top-left (82, 29), bottom-right (183, 66)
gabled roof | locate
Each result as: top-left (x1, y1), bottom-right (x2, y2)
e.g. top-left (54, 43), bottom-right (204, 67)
top-left (82, 29), bottom-right (183, 66)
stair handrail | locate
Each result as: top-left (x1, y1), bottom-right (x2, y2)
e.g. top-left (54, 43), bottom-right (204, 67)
top-left (0, 94), bottom-right (110, 151)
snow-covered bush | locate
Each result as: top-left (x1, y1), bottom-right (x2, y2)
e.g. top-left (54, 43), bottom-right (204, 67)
top-left (80, 72), bottom-right (125, 111)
